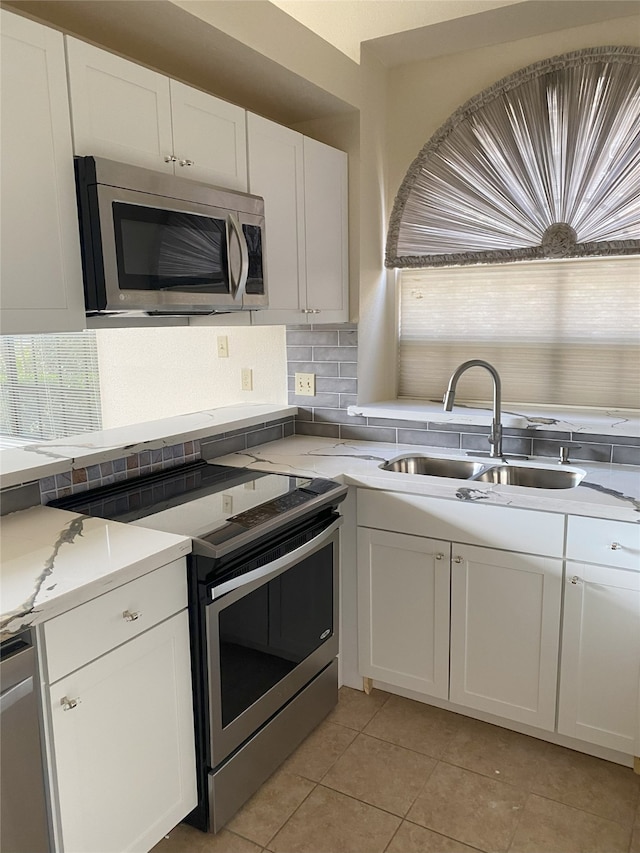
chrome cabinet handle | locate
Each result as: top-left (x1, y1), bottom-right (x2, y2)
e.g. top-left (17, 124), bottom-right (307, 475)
top-left (570, 575), bottom-right (581, 585)
top-left (178, 159), bottom-right (194, 167)
top-left (164, 155), bottom-right (177, 163)
top-left (610, 542), bottom-right (622, 550)
top-left (435, 553), bottom-right (444, 561)
top-left (123, 610), bottom-right (141, 622)
top-left (453, 556), bottom-right (463, 564)
top-left (61, 696), bottom-right (79, 711)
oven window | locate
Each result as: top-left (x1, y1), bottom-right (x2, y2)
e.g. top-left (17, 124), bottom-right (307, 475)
top-left (218, 544), bottom-right (333, 728)
top-left (113, 202), bottom-right (230, 293)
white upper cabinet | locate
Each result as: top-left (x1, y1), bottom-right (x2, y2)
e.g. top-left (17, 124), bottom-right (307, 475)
top-left (303, 136), bottom-right (349, 322)
top-left (0, 10), bottom-right (85, 334)
top-left (66, 38), bottom-right (247, 190)
top-left (170, 80), bottom-right (247, 190)
top-left (248, 114), bottom-right (348, 325)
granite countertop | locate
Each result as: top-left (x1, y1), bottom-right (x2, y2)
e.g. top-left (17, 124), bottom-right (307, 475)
top-left (0, 505), bottom-right (191, 641)
top-left (0, 402), bottom-right (297, 490)
top-left (212, 435), bottom-right (640, 524)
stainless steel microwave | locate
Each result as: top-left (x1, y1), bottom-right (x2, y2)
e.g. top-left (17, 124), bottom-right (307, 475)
top-left (75, 156), bottom-right (267, 316)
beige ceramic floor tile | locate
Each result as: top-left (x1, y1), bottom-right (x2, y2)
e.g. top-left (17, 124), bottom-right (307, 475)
top-left (321, 732), bottom-right (436, 816)
top-left (269, 785), bottom-right (400, 853)
top-left (386, 821), bottom-right (482, 853)
top-left (407, 762), bottom-right (527, 853)
top-left (531, 745), bottom-right (640, 826)
top-left (324, 685), bottom-right (389, 731)
top-left (441, 716), bottom-right (553, 791)
top-left (150, 824), bottom-right (262, 853)
top-left (363, 694), bottom-right (467, 758)
top-left (226, 767), bottom-right (315, 848)
top-left (508, 794), bottom-right (631, 853)
top-left (281, 720), bottom-right (357, 782)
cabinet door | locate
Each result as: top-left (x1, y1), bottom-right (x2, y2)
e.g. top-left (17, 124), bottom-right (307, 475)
top-left (558, 562), bottom-right (640, 754)
top-left (247, 113), bottom-right (306, 324)
top-left (303, 137), bottom-right (348, 323)
top-left (0, 11), bottom-right (85, 334)
top-left (358, 528), bottom-right (450, 698)
top-left (450, 544), bottom-right (562, 730)
top-left (48, 611), bottom-right (196, 853)
top-left (66, 37), bottom-right (174, 172)
top-left (170, 80), bottom-right (247, 190)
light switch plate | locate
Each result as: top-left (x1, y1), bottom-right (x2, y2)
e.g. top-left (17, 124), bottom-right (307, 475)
top-left (217, 335), bottom-right (229, 358)
top-left (295, 372), bottom-right (315, 396)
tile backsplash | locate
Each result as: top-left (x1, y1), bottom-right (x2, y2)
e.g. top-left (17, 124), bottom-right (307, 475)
top-left (286, 323), bottom-right (640, 465)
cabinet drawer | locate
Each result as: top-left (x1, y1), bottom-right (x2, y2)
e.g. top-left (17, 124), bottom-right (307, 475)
top-left (43, 558), bottom-right (187, 683)
top-left (566, 516), bottom-right (640, 570)
top-left (357, 490), bottom-right (564, 557)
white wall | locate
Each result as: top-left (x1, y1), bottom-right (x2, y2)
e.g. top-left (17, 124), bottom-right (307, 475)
top-left (96, 325), bottom-right (287, 428)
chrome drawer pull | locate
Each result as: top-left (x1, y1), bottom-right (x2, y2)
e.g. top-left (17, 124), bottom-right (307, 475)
top-left (570, 575), bottom-right (581, 585)
top-left (164, 155), bottom-right (177, 163)
top-left (435, 553), bottom-right (444, 561)
top-left (122, 610), bottom-right (141, 622)
top-left (610, 542), bottom-right (622, 550)
top-left (453, 556), bottom-right (463, 564)
top-left (61, 696), bottom-right (79, 711)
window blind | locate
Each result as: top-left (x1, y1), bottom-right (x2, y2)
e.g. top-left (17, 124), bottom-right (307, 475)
top-left (399, 256), bottom-right (640, 409)
top-left (0, 332), bottom-right (102, 441)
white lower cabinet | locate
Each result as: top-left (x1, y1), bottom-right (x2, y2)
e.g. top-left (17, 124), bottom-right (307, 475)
top-left (449, 544), bottom-right (562, 730)
top-left (558, 560), bottom-right (640, 754)
top-left (43, 564), bottom-right (197, 852)
top-left (357, 528), bottom-right (450, 698)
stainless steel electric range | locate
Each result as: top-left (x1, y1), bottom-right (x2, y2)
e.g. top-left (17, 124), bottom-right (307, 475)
top-left (51, 460), bottom-right (347, 834)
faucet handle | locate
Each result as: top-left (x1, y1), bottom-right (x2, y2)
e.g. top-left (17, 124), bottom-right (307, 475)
top-left (559, 445), bottom-right (581, 464)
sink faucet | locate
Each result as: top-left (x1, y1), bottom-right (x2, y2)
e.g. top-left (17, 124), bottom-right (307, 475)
top-left (443, 360), bottom-right (503, 458)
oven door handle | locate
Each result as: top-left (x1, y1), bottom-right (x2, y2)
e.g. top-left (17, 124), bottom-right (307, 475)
top-left (208, 516), bottom-right (342, 601)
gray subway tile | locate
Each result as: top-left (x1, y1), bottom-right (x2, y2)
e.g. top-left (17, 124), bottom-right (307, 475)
top-left (296, 407), bottom-right (313, 421)
top-left (533, 439), bottom-right (612, 463)
top-left (288, 361), bottom-right (339, 377)
top-left (283, 421), bottom-right (295, 437)
top-left (284, 324), bottom-right (309, 330)
top-left (339, 362), bottom-right (358, 378)
top-left (340, 425), bottom-right (397, 443)
top-left (201, 434), bottom-right (247, 459)
top-left (288, 392), bottom-right (340, 408)
top-left (316, 377), bottom-right (358, 394)
top-left (576, 432), bottom-right (640, 447)
top-left (246, 425), bottom-right (284, 448)
top-left (286, 346), bottom-right (313, 361)
top-left (429, 421), bottom-right (489, 434)
top-left (339, 394), bottom-right (358, 409)
top-left (310, 322), bottom-right (357, 331)
top-left (338, 329), bottom-right (358, 346)
top-left (372, 417), bottom-right (427, 429)
top-left (287, 330), bottom-right (339, 346)
top-left (612, 445), bottom-right (640, 465)
top-left (295, 421), bottom-right (340, 439)
top-left (398, 429), bottom-right (460, 448)
top-left (312, 346), bottom-right (358, 362)
top-left (463, 433), bottom-right (532, 456)
top-left (313, 408), bottom-right (367, 425)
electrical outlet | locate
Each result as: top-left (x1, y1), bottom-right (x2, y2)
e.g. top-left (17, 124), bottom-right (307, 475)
top-left (217, 335), bottom-right (229, 358)
top-left (241, 367), bottom-right (253, 391)
top-left (222, 494), bottom-right (233, 514)
top-left (295, 372), bottom-right (316, 396)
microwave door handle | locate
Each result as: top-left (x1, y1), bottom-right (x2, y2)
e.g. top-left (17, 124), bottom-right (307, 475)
top-left (228, 214), bottom-right (249, 303)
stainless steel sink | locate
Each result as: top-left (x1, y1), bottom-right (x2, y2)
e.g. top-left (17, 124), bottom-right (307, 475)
top-left (471, 464), bottom-right (585, 489)
top-left (380, 456), bottom-right (487, 478)
top-left (380, 454), bottom-right (585, 489)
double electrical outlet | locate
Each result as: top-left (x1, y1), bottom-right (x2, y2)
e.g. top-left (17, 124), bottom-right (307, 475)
top-left (295, 372), bottom-right (316, 396)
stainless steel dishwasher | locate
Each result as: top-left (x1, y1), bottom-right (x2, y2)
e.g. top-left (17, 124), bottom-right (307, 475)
top-left (1, 630), bottom-right (51, 852)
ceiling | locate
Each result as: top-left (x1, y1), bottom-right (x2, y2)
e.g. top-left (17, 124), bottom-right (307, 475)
top-left (272, 0), bottom-right (640, 65)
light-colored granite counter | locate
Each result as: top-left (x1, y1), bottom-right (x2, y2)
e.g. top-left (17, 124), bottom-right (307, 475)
top-left (0, 505), bottom-right (191, 640)
top-left (0, 403), bottom-right (297, 490)
top-left (213, 435), bottom-right (640, 524)
top-left (348, 400), bottom-right (640, 437)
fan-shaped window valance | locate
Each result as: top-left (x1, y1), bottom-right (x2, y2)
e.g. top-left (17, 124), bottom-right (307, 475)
top-left (386, 46), bottom-right (640, 268)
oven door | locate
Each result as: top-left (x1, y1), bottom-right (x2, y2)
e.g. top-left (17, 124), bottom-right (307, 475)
top-left (205, 518), bottom-right (340, 767)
